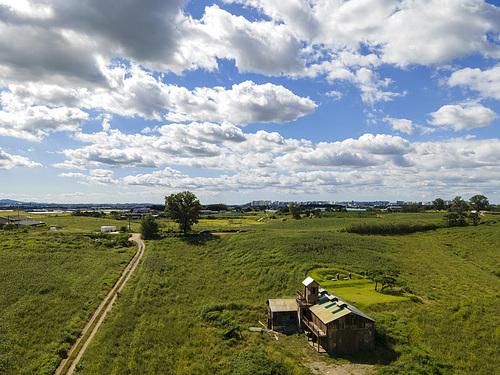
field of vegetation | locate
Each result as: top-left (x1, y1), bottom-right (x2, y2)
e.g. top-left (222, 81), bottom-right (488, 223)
top-left (74, 212), bottom-right (498, 374)
top-left (0, 230), bottom-right (136, 375)
top-left (21, 211), bottom-right (266, 234)
top-left (1, 211), bottom-right (499, 374)
top-left (307, 268), bottom-right (413, 310)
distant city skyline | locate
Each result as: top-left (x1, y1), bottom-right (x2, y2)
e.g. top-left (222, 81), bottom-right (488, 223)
top-left (0, 1), bottom-right (499, 204)
top-left (1, 196), bottom-right (496, 207)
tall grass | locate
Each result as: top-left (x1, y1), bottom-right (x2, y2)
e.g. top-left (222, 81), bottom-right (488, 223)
top-left (0, 230), bottom-right (135, 375)
top-left (3, 213), bottom-right (499, 374)
top-left (78, 216), bottom-right (499, 374)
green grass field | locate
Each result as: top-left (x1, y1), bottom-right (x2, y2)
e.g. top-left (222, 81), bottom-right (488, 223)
top-left (0, 230), bottom-right (136, 375)
top-left (307, 268), bottom-right (413, 310)
top-left (23, 212), bottom-right (142, 233)
top-left (73, 213), bottom-right (499, 374)
top-left (1, 212), bottom-right (499, 374)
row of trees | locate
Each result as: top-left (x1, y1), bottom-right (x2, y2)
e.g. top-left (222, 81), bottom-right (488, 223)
top-left (433, 195), bottom-right (490, 212)
top-left (139, 191), bottom-right (492, 238)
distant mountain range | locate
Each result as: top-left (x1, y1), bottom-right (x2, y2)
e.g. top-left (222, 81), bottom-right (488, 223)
top-left (0, 199), bottom-right (157, 206)
top-left (0, 199), bottom-right (26, 204)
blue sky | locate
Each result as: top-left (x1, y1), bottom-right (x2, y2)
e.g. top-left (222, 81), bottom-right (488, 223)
top-left (0, 0), bottom-right (499, 204)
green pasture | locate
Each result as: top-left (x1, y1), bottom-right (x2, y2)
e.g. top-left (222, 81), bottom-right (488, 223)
top-left (0, 231), bottom-right (136, 375)
top-left (193, 215), bottom-right (266, 231)
top-left (78, 213), bottom-right (499, 375)
top-left (2, 212), bottom-right (499, 374)
top-left (307, 269), bottom-right (412, 310)
top-left (20, 212), bottom-right (142, 233)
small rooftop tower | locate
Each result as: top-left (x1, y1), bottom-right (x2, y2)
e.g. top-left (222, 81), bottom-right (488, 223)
top-left (302, 276), bottom-right (319, 304)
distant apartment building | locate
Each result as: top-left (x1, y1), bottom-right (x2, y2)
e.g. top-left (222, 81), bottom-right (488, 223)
top-left (334, 201), bottom-right (389, 207)
top-left (251, 200), bottom-right (272, 207)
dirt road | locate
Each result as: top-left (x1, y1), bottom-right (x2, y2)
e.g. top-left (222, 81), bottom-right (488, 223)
top-left (54, 234), bottom-right (145, 375)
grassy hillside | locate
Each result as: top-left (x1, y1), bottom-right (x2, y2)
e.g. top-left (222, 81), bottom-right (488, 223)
top-left (76, 214), bottom-right (499, 374)
top-left (2, 213), bottom-right (498, 374)
top-left (0, 231), bottom-right (136, 375)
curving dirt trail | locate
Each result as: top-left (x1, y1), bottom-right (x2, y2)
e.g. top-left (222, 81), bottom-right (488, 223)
top-left (54, 234), bottom-right (145, 375)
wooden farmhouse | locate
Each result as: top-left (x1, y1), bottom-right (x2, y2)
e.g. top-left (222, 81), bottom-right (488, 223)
top-left (267, 276), bottom-right (375, 354)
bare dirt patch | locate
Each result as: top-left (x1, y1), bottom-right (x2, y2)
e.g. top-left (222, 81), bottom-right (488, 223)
top-left (305, 361), bottom-right (376, 375)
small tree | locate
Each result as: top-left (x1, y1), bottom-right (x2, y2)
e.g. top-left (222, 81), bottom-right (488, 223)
top-left (165, 191), bottom-right (202, 234)
top-left (469, 194), bottom-right (489, 212)
top-left (370, 270), bottom-right (399, 292)
top-left (445, 212), bottom-right (468, 227)
top-left (140, 214), bottom-right (159, 240)
top-left (451, 196), bottom-right (468, 213)
top-left (288, 202), bottom-right (301, 220)
top-left (469, 212), bottom-right (480, 226)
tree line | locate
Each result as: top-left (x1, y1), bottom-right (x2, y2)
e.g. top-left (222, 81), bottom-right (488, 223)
top-left (139, 192), bottom-right (494, 238)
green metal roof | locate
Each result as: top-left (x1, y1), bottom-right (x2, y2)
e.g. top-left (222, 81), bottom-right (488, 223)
top-left (309, 288), bottom-right (375, 325)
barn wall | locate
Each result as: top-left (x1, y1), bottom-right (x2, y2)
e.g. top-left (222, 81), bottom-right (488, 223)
top-left (325, 314), bottom-right (374, 353)
top-left (271, 311), bottom-right (299, 331)
top-left (310, 312), bottom-right (327, 334)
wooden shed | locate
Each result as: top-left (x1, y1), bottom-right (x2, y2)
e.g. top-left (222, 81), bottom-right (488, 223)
top-left (267, 299), bottom-right (299, 332)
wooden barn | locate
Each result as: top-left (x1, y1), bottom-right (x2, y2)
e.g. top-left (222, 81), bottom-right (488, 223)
top-left (297, 277), bottom-right (375, 353)
top-left (268, 277), bottom-right (375, 353)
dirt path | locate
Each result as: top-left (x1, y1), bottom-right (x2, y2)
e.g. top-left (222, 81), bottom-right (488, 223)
top-left (54, 234), bottom-right (145, 375)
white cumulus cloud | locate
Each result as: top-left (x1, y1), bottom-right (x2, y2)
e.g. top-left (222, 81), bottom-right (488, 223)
top-left (448, 65), bottom-right (500, 100)
top-left (0, 148), bottom-right (42, 169)
top-left (428, 103), bottom-right (498, 131)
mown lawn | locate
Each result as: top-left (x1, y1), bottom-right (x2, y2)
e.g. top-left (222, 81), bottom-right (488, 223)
top-left (307, 268), bottom-right (413, 310)
top-left (0, 230), bottom-right (136, 375)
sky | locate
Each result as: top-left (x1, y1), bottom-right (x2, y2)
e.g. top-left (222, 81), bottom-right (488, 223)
top-left (0, 0), bottom-right (499, 205)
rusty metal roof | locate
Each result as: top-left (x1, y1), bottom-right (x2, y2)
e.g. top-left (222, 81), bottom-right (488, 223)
top-left (268, 299), bottom-right (298, 313)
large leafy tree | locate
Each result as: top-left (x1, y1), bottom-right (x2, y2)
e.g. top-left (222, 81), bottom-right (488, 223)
top-left (451, 196), bottom-right (469, 213)
top-left (469, 194), bottom-right (489, 212)
top-left (165, 191), bottom-right (202, 234)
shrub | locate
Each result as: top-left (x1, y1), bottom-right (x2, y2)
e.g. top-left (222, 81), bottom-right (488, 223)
top-left (140, 214), bottom-right (159, 239)
top-left (224, 348), bottom-right (292, 375)
top-left (344, 222), bottom-right (441, 235)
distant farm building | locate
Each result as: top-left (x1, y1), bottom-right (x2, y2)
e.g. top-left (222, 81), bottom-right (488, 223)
top-left (101, 226), bottom-right (116, 232)
top-left (267, 277), bottom-right (375, 354)
top-left (0, 215), bottom-right (44, 227)
top-left (132, 208), bottom-right (151, 214)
